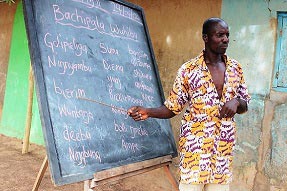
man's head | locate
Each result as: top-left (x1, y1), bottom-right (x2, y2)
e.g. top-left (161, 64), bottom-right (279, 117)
top-left (202, 18), bottom-right (229, 55)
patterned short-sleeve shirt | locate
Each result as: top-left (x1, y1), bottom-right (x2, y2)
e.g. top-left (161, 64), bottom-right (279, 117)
top-left (164, 51), bottom-right (251, 184)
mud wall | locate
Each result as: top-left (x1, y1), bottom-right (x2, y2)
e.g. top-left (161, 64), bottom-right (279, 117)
top-left (222, 0), bottom-right (287, 190)
top-left (1, 0), bottom-right (287, 190)
top-left (0, 2), bottom-right (18, 118)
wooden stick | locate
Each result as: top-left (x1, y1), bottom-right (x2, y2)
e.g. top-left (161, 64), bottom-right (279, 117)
top-left (91, 156), bottom-right (178, 190)
top-left (93, 155), bottom-right (172, 182)
top-left (84, 180), bottom-right (91, 191)
top-left (163, 165), bottom-right (179, 191)
top-left (91, 155), bottom-right (173, 188)
top-left (91, 162), bottom-right (171, 187)
top-left (78, 97), bottom-right (128, 113)
top-left (22, 64), bottom-right (34, 154)
top-left (32, 155), bottom-right (48, 191)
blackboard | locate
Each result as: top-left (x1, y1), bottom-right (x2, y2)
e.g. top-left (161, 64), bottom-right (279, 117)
top-left (23, 0), bottom-right (177, 186)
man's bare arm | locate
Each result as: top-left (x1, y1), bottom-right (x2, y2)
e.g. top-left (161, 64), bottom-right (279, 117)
top-left (127, 105), bottom-right (176, 121)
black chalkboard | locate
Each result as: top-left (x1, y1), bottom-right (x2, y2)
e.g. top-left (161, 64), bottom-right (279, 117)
top-left (23, 0), bottom-right (177, 186)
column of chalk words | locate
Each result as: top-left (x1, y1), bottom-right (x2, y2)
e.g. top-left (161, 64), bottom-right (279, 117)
top-left (24, 0), bottom-right (177, 186)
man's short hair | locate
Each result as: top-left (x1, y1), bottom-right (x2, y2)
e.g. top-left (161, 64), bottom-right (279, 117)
top-left (202, 18), bottom-right (227, 35)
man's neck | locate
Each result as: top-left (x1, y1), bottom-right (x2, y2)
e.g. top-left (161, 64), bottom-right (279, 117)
top-left (204, 51), bottom-right (224, 66)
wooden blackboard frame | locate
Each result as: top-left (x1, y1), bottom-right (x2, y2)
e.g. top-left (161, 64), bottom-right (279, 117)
top-left (23, 0), bottom-right (177, 186)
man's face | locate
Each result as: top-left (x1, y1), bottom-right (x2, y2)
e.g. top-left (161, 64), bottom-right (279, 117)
top-left (204, 21), bottom-right (229, 54)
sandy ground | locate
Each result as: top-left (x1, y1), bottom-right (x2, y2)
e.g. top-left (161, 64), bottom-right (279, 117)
top-left (0, 134), bottom-right (179, 191)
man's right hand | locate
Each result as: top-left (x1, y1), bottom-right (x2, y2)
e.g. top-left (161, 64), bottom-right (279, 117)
top-left (127, 105), bottom-right (176, 121)
top-left (127, 106), bottom-right (148, 121)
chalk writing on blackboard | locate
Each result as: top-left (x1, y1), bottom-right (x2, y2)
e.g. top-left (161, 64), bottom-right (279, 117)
top-left (23, 0), bottom-right (177, 186)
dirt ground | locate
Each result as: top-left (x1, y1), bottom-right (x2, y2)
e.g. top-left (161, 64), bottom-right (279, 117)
top-left (0, 134), bottom-right (179, 191)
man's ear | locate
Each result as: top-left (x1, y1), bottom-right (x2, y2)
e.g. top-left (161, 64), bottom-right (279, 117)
top-left (202, 34), bottom-right (208, 42)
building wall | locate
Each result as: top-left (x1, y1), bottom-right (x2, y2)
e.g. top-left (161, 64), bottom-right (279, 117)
top-left (222, 0), bottom-right (287, 190)
top-left (0, 1), bottom-right (43, 144)
top-left (1, 0), bottom-right (287, 190)
top-left (0, 2), bottom-right (18, 118)
top-left (130, 0), bottom-right (222, 94)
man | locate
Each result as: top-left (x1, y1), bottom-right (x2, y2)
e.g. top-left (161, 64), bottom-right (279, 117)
top-left (128, 18), bottom-right (250, 191)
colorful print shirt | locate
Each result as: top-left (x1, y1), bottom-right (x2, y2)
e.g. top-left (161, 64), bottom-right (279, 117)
top-left (164, 51), bottom-right (251, 184)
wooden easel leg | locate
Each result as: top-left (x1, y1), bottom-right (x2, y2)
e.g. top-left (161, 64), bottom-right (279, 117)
top-left (32, 156), bottom-right (48, 191)
top-left (84, 180), bottom-right (91, 191)
top-left (163, 165), bottom-right (179, 191)
top-left (22, 64), bottom-right (34, 154)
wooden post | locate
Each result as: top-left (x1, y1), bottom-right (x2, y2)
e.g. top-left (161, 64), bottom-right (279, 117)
top-left (32, 156), bottom-right (94, 191)
top-left (32, 156), bottom-right (48, 191)
top-left (22, 64), bottom-right (34, 154)
top-left (163, 165), bottom-right (179, 191)
top-left (84, 180), bottom-right (92, 191)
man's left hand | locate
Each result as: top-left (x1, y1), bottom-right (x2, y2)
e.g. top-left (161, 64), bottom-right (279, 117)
top-left (219, 98), bottom-right (240, 118)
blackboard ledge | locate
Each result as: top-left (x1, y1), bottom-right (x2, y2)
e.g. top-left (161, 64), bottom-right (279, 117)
top-left (91, 155), bottom-right (173, 186)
